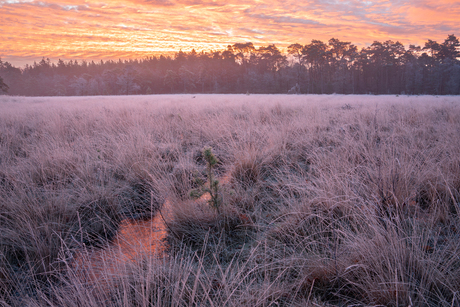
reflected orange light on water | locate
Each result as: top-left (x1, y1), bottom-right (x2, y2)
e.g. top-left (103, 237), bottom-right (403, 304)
top-left (113, 207), bottom-right (171, 261)
top-left (72, 202), bottom-right (171, 285)
top-left (72, 174), bottom-right (231, 284)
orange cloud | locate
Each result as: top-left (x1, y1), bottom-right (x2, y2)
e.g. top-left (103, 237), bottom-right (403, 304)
top-left (1, 0), bottom-right (459, 66)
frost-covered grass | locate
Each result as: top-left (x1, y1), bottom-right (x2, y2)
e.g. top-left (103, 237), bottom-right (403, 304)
top-left (1, 94), bottom-right (460, 306)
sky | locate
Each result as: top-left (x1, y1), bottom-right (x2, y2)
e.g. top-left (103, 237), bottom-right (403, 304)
top-left (1, 0), bottom-right (459, 67)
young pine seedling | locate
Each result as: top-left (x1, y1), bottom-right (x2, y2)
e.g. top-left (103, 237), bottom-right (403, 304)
top-left (190, 147), bottom-right (222, 213)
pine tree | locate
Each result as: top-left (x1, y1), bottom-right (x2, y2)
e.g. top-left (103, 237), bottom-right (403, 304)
top-left (0, 76), bottom-right (8, 93)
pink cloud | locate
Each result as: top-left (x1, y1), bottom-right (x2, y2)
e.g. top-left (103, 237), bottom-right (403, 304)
top-left (1, 0), bottom-right (459, 66)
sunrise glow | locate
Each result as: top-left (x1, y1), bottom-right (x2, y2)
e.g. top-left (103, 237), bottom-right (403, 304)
top-left (1, 0), bottom-right (459, 66)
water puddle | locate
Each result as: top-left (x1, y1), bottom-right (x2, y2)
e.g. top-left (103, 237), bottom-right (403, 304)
top-left (72, 174), bottom-right (230, 284)
top-left (71, 200), bottom-right (172, 284)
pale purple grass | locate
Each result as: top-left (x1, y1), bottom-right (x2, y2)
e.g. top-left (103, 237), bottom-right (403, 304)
top-left (1, 94), bottom-right (460, 306)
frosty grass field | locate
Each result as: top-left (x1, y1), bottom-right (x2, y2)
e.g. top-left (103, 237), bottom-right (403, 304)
top-left (1, 94), bottom-right (460, 306)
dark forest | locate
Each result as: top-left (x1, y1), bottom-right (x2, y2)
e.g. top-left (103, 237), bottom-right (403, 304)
top-left (1, 34), bottom-right (459, 96)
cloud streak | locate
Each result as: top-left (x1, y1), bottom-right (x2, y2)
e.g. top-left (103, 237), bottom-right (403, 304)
top-left (1, 0), bottom-right (459, 66)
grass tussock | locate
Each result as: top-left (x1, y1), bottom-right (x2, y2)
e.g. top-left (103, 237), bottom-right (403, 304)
top-left (1, 94), bottom-right (460, 306)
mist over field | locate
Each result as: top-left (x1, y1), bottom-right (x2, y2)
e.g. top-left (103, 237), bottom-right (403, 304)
top-left (1, 93), bottom-right (458, 110)
top-left (1, 94), bottom-right (460, 306)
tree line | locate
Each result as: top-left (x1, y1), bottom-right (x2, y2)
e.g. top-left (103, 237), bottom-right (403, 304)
top-left (1, 34), bottom-right (459, 96)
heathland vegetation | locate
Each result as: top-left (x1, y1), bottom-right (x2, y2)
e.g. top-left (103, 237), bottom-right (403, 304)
top-left (1, 34), bottom-right (460, 96)
top-left (1, 94), bottom-right (460, 306)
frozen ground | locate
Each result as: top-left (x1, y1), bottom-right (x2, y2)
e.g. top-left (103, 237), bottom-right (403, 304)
top-left (2, 94), bottom-right (460, 111)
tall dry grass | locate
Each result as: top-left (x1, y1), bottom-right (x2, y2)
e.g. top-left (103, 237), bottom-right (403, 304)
top-left (1, 94), bottom-right (460, 306)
